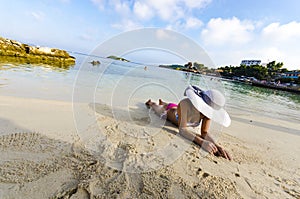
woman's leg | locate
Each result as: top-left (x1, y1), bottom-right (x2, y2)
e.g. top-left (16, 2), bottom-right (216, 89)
top-left (145, 99), bottom-right (179, 126)
top-left (145, 99), bottom-right (166, 116)
top-left (166, 108), bottom-right (179, 126)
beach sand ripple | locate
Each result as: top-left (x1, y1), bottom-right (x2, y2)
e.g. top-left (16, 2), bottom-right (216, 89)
top-left (0, 132), bottom-right (243, 198)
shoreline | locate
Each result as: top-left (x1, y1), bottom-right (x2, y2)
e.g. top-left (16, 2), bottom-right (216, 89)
top-left (0, 95), bottom-right (299, 198)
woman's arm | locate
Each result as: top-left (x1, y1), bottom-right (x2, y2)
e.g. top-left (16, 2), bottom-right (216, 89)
top-left (200, 117), bottom-right (214, 143)
top-left (177, 101), bottom-right (218, 153)
top-left (178, 101), bottom-right (231, 160)
top-left (201, 117), bottom-right (232, 160)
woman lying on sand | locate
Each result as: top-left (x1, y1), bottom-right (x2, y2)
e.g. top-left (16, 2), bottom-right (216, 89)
top-left (146, 85), bottom-right (232, 160)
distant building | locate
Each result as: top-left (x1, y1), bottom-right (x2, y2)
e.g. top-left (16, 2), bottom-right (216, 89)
top-left (241, 60), bottom-right (261, 66)
top-left (281, 70), bottom-right (300, 79)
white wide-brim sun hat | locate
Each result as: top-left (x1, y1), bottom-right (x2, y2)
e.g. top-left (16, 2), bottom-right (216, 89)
top-left (184, 85), bottom-right (231, 127)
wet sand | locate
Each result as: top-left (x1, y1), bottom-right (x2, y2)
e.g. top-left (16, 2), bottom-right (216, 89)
top-left (0, 95), bottom-right (299, 198)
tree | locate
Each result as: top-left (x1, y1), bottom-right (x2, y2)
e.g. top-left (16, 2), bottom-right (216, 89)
top-left (278, 68), bottom-right (288, 73)
top-left (218, 64), bottom-right (268, 80)
top-left (275, 62), bottom-right (284, 70)
top-left (266, 61), bottom-right (276, 71)
top-left (266, 61), bottom-right (284, 79)
top-left (193, 62), bottom-right (205, 71)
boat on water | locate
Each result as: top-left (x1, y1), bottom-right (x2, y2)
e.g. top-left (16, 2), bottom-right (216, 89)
top-left (251, 81), bottom-right (300, 94)
top-left (231, 76), bottom-right (255, 84)
top-left (224, 75), bottom-right (300, 94)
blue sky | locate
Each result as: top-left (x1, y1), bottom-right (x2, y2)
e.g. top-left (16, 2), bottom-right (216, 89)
top-left (0, 0), bottom-right (300, 69)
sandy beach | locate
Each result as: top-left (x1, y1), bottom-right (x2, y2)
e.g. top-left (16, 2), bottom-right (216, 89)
top-left (0, 95), bottom-right (299, 198)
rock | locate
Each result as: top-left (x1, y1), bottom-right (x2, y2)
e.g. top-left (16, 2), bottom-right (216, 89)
top-left (90, 60), bottom-right (101, 65)
top-left (0, 36), bottom-right (75, 68)
top-left (107, 55), bottom-right (130, 62)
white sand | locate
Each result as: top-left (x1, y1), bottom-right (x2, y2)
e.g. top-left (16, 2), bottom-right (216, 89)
top-left (0, 95), bottom-right (299, 198)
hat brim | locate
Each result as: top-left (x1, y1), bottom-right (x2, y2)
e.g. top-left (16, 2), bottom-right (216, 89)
top-left (185, 88), bottom-right (231, 127)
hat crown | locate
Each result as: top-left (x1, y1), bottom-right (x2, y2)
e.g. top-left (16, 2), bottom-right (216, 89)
top-left (183, 85), bottom-right (231, 127)
top-left (203, 89), bottom-right (225, 108)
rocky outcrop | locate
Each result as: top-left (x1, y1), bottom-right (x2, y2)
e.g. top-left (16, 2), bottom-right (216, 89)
top-left (107, 55), bottom-right (130, 62)
top-left (90, 60), bottom-right (101, 65)
top-left (0, 37), bottom-right (75, 67)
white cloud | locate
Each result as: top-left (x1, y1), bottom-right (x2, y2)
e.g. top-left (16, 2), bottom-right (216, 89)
top-left (260, 21), bottom-right (300, 69)
top-left (59, 0), bottom-right (71, 3)
top-left (91, 0), bottom-right (105, 10)
top-left (143, 0), bottom-right (211, 22)
top-left (184, 0), bottom-right (212, 9)
top-left (147, 0), bottom-right (184, 21)
top-left (166, 17), bottom-right (203, 31)
top-left (201, 18), bottom-right (300, 69)
top-left (90, 0), bottom-right (210, 31)
top-left (262, 21), bottom-right (300, 42)
top-left (256, 47), bottom-right (284, 62)
top-left (185, 17), bottom-right (203, 29)
top-left (110, 0), bottom-right (131, 16)
top-left (201, 17), bottom-right (255, 46)
top-left (143, 0), bottom-right (211, 21)
top-left (91, 0), bottom-right (134, 30)
top-left (133, 1), bottom-right (154, 20)
top-left (30, 11), bottom-right (45, 21)
top-left (111, 19), bottom-right (141, 31)
top-left (156, 29), bottom-right (176, 40)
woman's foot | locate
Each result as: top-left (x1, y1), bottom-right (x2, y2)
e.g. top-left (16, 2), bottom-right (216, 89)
top-left (145, 99), bottom-right (153, 109)
top-left (159, 99), bottom-right (168, 106)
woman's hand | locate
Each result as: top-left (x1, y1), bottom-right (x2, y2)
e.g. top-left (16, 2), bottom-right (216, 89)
top-left (201, 140), bottom-right (232, 160)
top-left (216, 145), bottom-right (232, 160)
top-left (201, 140), bottom-right (218, 154)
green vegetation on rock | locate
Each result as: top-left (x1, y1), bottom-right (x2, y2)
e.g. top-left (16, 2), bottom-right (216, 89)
top-left (107, 55), bottom-right (130, 62)
top-left (0, 37), bottom-right (75, 68)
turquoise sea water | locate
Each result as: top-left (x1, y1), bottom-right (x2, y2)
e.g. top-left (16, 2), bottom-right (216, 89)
top-left (1, 57), bottom-right (300, 126)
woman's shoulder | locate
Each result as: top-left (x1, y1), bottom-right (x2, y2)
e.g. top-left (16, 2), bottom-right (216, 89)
top-left (179, 98), bottom-right (191, 103)
top-left (179, 98), bottom-right (199, 113)
top-left (179, 98), bottom-right (192, 107)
